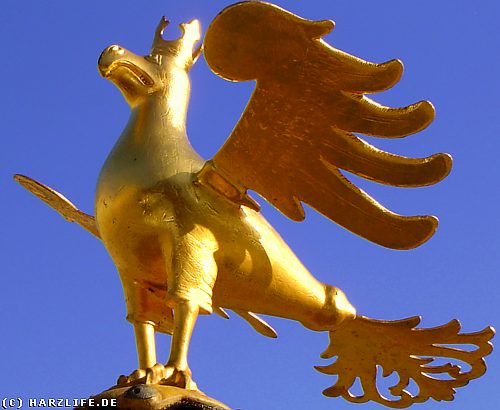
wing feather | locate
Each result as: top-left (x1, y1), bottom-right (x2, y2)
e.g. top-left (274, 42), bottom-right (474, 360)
top-left (203, 2), bottom-right (452, 249)
top-left (14, 174), bottom-right (100, 238)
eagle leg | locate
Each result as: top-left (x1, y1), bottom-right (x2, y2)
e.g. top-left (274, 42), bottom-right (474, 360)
top-left (155, 300), bottom-right (200, 390)
top-left (116, 303), bottom-right (200, 390)
top-left (116, 321), bottom-right (157, 386)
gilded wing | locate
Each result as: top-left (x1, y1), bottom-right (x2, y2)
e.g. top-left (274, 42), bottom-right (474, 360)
top-left (14, 174), bottom-right (100, 238)
top-left (202, 2), bottom-right (452, 249)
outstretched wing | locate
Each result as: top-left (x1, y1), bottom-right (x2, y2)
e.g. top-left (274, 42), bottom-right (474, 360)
top-left (202, 2), bottom-right (452, 249)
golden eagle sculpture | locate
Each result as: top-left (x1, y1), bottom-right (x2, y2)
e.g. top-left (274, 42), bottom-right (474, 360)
top-left (15, 1), bottom-right (493, 408)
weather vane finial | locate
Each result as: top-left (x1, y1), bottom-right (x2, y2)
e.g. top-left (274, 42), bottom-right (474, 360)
top-left (16, 2), bottom-right (493, 408)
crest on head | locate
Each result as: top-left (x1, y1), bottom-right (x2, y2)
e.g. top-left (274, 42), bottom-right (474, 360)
top-left (150, 17), bottom-right (202, 70)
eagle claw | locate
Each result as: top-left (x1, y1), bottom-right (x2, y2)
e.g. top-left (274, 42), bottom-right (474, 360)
top-left (116, 364), bottom-right (197, 390)
top-left (116, 368), bottom-right (147, 386)
top-left (157, 364), bottom-right (198, 390)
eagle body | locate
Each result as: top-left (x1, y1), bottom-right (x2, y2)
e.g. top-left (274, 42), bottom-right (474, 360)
top-left (16, 3), bottom-right (493, 407)
top-left (95, 91), bottom-right (348, 334)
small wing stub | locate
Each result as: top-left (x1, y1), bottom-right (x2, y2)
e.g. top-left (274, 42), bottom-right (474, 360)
top-left (14, 174), bottom-right (100, 238)
top-left (203, 1), bottom-right (453, 250)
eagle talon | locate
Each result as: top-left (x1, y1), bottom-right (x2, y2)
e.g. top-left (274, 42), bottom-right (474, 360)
top-left (128, 363), bottom-right (198, 390)
top-left (145, 363), bottom-right (167, 384)
top-left (158, 365), bottom-right (198, 391)
top-left (116, 368), bottom-right (146, 386)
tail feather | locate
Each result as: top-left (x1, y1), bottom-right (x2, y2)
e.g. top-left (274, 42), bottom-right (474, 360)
top-left (315, 316), bottom-right (494, 408)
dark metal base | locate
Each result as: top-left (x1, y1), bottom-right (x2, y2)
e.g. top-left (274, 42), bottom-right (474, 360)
top-left (75, 384), bottom-right (230, 410)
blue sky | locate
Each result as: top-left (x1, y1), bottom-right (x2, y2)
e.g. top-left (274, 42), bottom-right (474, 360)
top-left (1, 1), bottom-right (499, 408)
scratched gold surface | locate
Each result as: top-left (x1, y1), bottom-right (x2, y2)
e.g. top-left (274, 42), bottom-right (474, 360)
top-left (15, 2), bottom-right (493, 407)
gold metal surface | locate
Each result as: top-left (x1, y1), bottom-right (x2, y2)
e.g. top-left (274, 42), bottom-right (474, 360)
top-left (14, 174), bottom-right (99, 238)
top-left (15, 1), bottom-right (494, 408)
top-left (204, 2), bottom-right (452, 250)
top-left (317, 316), bottom-right (494, 407)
